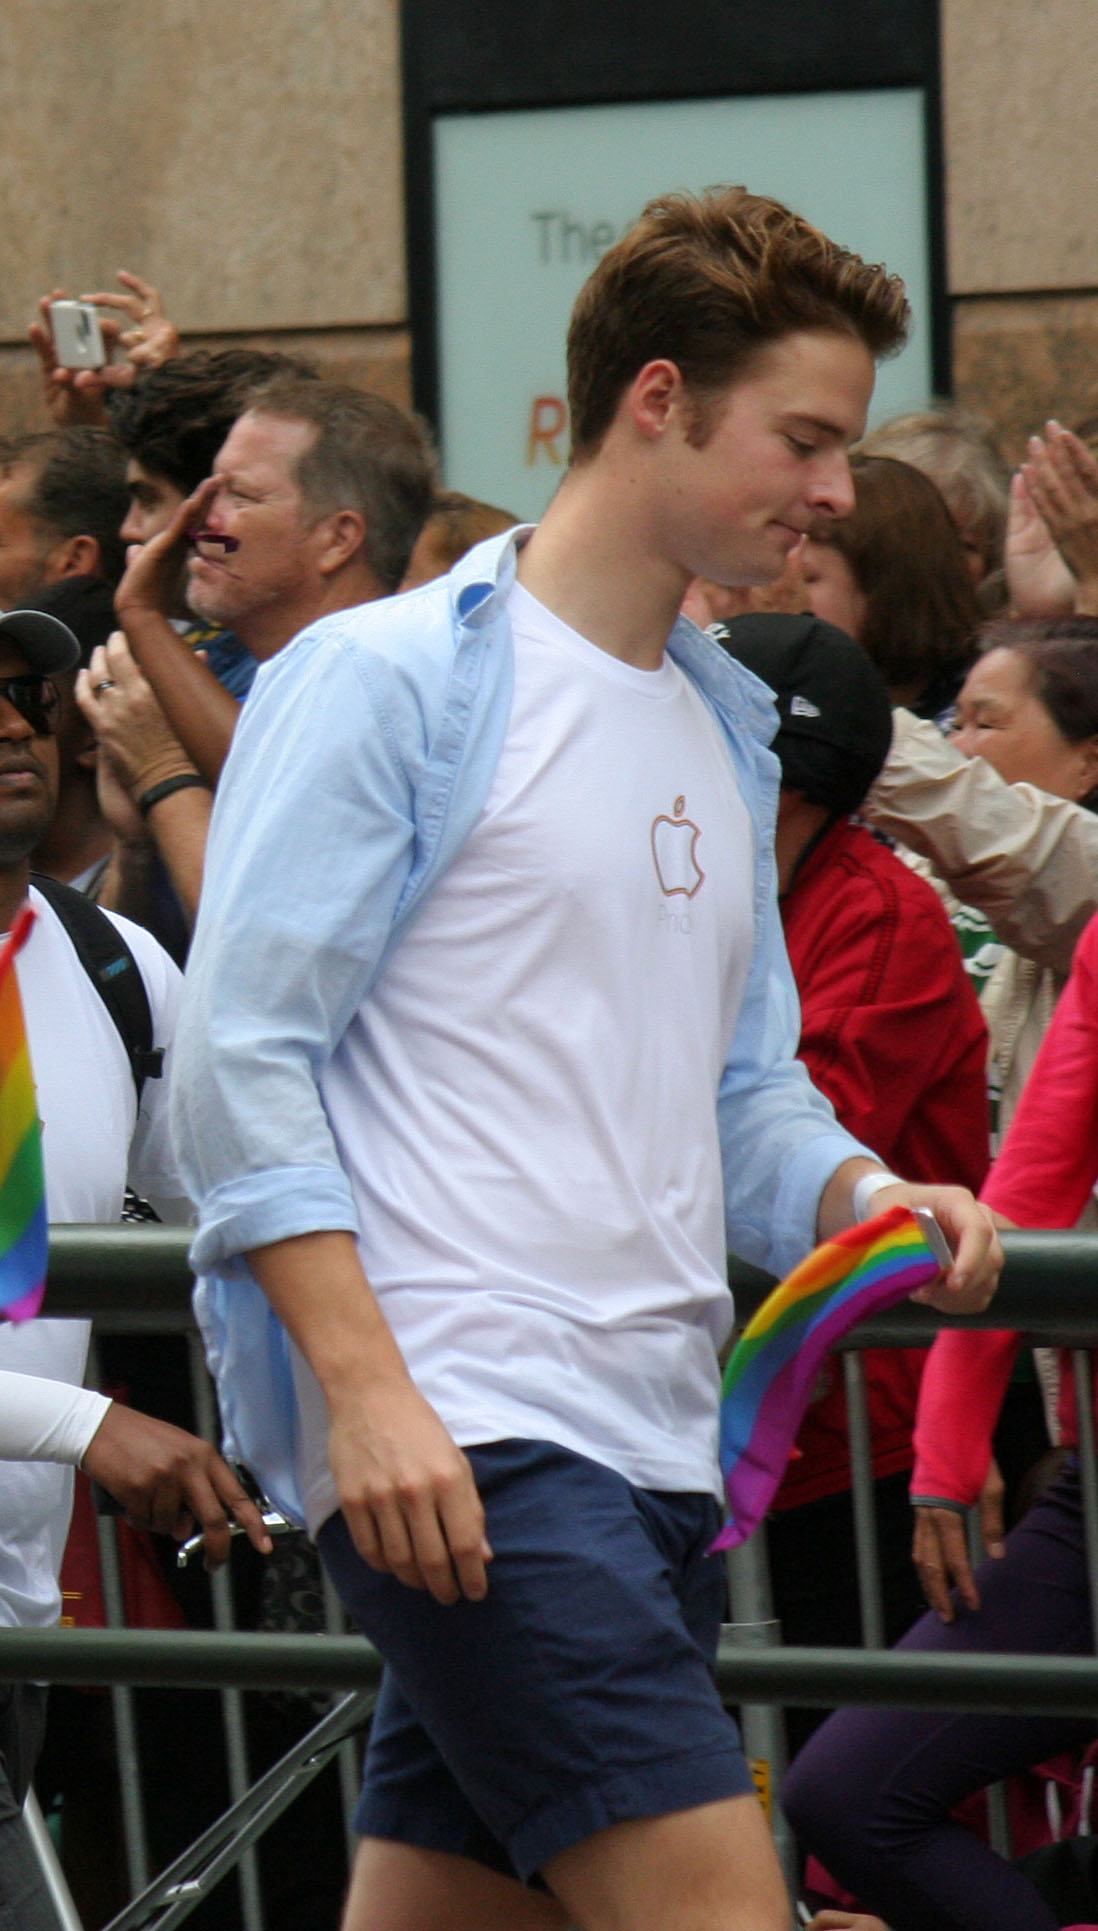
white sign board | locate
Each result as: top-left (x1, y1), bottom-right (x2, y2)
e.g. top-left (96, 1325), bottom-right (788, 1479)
top-left (433, 90), bottom-right (932, 521)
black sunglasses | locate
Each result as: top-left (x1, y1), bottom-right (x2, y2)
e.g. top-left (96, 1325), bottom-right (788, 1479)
top-left (0, 676), bottom-right (61, 736)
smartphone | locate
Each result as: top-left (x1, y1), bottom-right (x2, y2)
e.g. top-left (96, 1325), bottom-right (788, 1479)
top-left (48, 299), bottom-right (106, 370)
top-left (911, 1204), bottom-right (955, 1273)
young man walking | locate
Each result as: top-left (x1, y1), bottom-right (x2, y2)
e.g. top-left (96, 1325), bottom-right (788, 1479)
top-left (172, 188), bottom-right (1001, 1931)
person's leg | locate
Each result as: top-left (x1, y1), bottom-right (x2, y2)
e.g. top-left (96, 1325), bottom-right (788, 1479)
top-left (784, 1462), bottom-right (1096, 1931)
top-left (343, 1839), bottom-right (569, 1931)
top-left (543, 1793), bottom-right (788, 1931)
top-left (321, 1442), bottom-right (767, 1931)
top-left (0, 1684), bottom-right (60, 1931)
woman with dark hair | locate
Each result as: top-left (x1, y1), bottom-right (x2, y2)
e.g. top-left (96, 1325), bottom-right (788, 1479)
top-left (902, 616), bottom-right (1098, 1147)
top-left (952, 616), bottom-right (1098, 806)
top-left (799, 452), bottom-right (982, 720)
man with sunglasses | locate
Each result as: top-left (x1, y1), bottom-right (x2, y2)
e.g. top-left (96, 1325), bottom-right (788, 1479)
top-left (0, 607), bottom-right (270, 1931)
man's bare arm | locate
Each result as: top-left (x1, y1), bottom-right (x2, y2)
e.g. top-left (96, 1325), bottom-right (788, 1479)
top-left (246, 1230), bottom-right (492, 1605)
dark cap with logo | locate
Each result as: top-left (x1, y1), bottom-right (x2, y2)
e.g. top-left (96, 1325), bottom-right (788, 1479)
top-left (0, 608), bottom-right (81, 676)
top-left (714, 612), bottom-right (894, 818)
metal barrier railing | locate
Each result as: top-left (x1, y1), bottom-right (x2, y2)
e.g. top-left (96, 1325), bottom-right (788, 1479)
top-left (16, 1225), bottom-right (1098, 1928)
top-left (38, 1225), bottom-right (360, 1931)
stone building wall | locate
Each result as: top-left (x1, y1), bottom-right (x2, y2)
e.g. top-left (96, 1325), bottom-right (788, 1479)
top-left (943, 0), bottom-right (1098, 456)
top-left (0, 0), bottom-right (412, 432)
top-left (1, 0), bottom-right (1096, 461)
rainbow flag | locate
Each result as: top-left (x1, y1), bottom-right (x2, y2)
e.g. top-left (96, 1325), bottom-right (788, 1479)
top-left (711, 1205), bottom-right (943, 1550)
top-left (0, 905), bottom-right (47, 1322)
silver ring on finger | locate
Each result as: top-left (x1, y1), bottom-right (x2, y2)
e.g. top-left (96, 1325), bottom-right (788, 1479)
top-left (94, 679), bottom-right (115, 696)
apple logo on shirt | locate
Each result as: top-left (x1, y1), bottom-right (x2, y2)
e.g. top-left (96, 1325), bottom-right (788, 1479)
top-left (650, 796), bottom-right (705, 900)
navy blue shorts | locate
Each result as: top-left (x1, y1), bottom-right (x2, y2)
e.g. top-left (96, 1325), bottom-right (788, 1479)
top-left (317, 1438), bottom-right (754, 1881)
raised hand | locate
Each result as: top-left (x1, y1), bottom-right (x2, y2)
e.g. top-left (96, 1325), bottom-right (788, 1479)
top-left (1004, 468), bottom-right (1075, 618)
top-left (28, 270), bottom-right (181, 424)
top-left (1021, 421), bottom-right (1098, 615)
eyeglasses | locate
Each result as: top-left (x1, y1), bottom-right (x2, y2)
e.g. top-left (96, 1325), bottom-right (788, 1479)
top-left (0, 677), bottom-right (60, 736)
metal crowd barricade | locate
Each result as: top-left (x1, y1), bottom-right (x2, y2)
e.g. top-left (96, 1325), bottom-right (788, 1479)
top-left (42, 1226), bottom-right (361, 1931)
top-left (17, 1225), bottom-right (1098, 1928)
top-left (727, 1233), bottom-right (1098, 1885)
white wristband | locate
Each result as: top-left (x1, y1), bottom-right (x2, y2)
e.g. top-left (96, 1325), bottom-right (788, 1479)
top-left (852, 1170), bottom-right (904, 1223)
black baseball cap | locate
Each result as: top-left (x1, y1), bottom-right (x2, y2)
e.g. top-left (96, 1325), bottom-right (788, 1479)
top-left (0, 607), bottom-right (81, 675)
top-left (13, 577), bottom-right (115, 671)
top-left (715, 612), bottom-right (894, 816)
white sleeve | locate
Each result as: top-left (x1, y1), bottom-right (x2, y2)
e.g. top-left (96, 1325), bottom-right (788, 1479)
top-left (864, 708), bottom-right (1098, 974)
top-left (0, 1369), bottom-right (112, 1464)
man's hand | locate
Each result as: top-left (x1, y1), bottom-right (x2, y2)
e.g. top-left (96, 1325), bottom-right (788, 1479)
top-left (77, 633), bottom-right (198, 798)
top-left (247, 1230), bottom-right (494, 1608)
top-left (28, 272), bottom-right (181, 424)
top-left (115, 475), bottom-right (218, 624)
top-left (871, 1181), bottom-right (1002, 1315)
top-left (81, 1404), bottom-right (274, 1570)
top-left (328, 1372), bottom-right (493, 1607)
top-left (79, 270), bottom-right (181, 377)
top-left (820, 1168), bottom-right (1003, 1314)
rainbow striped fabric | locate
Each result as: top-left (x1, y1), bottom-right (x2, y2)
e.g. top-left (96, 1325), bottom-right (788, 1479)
top-left (0, 905), bottom-right (47, 1322)
top-left (711, 1205), bottom-right (943, 1550)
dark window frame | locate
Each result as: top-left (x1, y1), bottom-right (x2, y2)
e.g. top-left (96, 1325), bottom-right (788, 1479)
top-left (401, 0), bottom-right (948, 433)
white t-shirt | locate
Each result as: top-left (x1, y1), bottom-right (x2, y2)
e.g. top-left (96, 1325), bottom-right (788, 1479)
top-left (0, 888), bottom-right (185, 1629)
top-left (296, 583), bottom-right (756, 1532)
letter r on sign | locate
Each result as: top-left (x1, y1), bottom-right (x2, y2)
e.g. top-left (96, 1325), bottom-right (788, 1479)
top-left (527, 396), bottom-right (568, 466)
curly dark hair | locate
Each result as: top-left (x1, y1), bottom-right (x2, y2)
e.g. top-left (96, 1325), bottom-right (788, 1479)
top-left (108, 347), bottom-right (319, 494)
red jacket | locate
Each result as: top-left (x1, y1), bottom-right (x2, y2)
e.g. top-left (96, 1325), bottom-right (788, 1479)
top-left (914, 905), bottom-right (1098, 1505)
top-left (776, 818), bottom-right (990, 1507)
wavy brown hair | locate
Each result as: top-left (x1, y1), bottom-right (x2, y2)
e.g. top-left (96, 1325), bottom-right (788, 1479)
top-left (566, 187), bottom-right (910, 460)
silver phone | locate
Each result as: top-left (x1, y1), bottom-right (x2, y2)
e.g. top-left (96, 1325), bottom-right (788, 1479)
top-left (48, 299), bottom-right (106, 369)
top-left (911, 1204), bottom-right (955, 1272)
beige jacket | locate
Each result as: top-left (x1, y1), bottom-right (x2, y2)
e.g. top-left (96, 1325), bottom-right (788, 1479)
top-left (865, 708), bottom-right (1098, 977)
top-left (866, 711), bottom-right (1098, 1439)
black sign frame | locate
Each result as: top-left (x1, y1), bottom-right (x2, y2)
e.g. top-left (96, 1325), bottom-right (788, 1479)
top-left (401, 0), bottom-right (948, 434)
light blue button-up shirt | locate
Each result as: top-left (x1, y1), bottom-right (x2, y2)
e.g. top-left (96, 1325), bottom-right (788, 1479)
top-left (171, 530), bottom-right (872, 1520)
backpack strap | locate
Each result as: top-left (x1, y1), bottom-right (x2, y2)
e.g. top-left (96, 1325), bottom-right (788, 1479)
top-left (29, 874), bottom-right (164, 1104)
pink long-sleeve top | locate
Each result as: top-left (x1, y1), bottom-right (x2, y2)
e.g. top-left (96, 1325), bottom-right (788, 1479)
top-left (912, 906), bottom-right (1098, 1506)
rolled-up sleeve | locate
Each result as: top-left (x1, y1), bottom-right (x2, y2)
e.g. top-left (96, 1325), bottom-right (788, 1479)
top-left (172, 623), bottom-right (421, 1270)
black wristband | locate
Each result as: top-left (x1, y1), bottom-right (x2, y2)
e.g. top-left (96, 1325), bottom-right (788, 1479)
top-left (137, 773), bottom-right (210, 817)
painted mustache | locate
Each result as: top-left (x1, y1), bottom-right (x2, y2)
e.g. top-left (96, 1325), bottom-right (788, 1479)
top-left (187, 529), bottom-right (241, 555)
